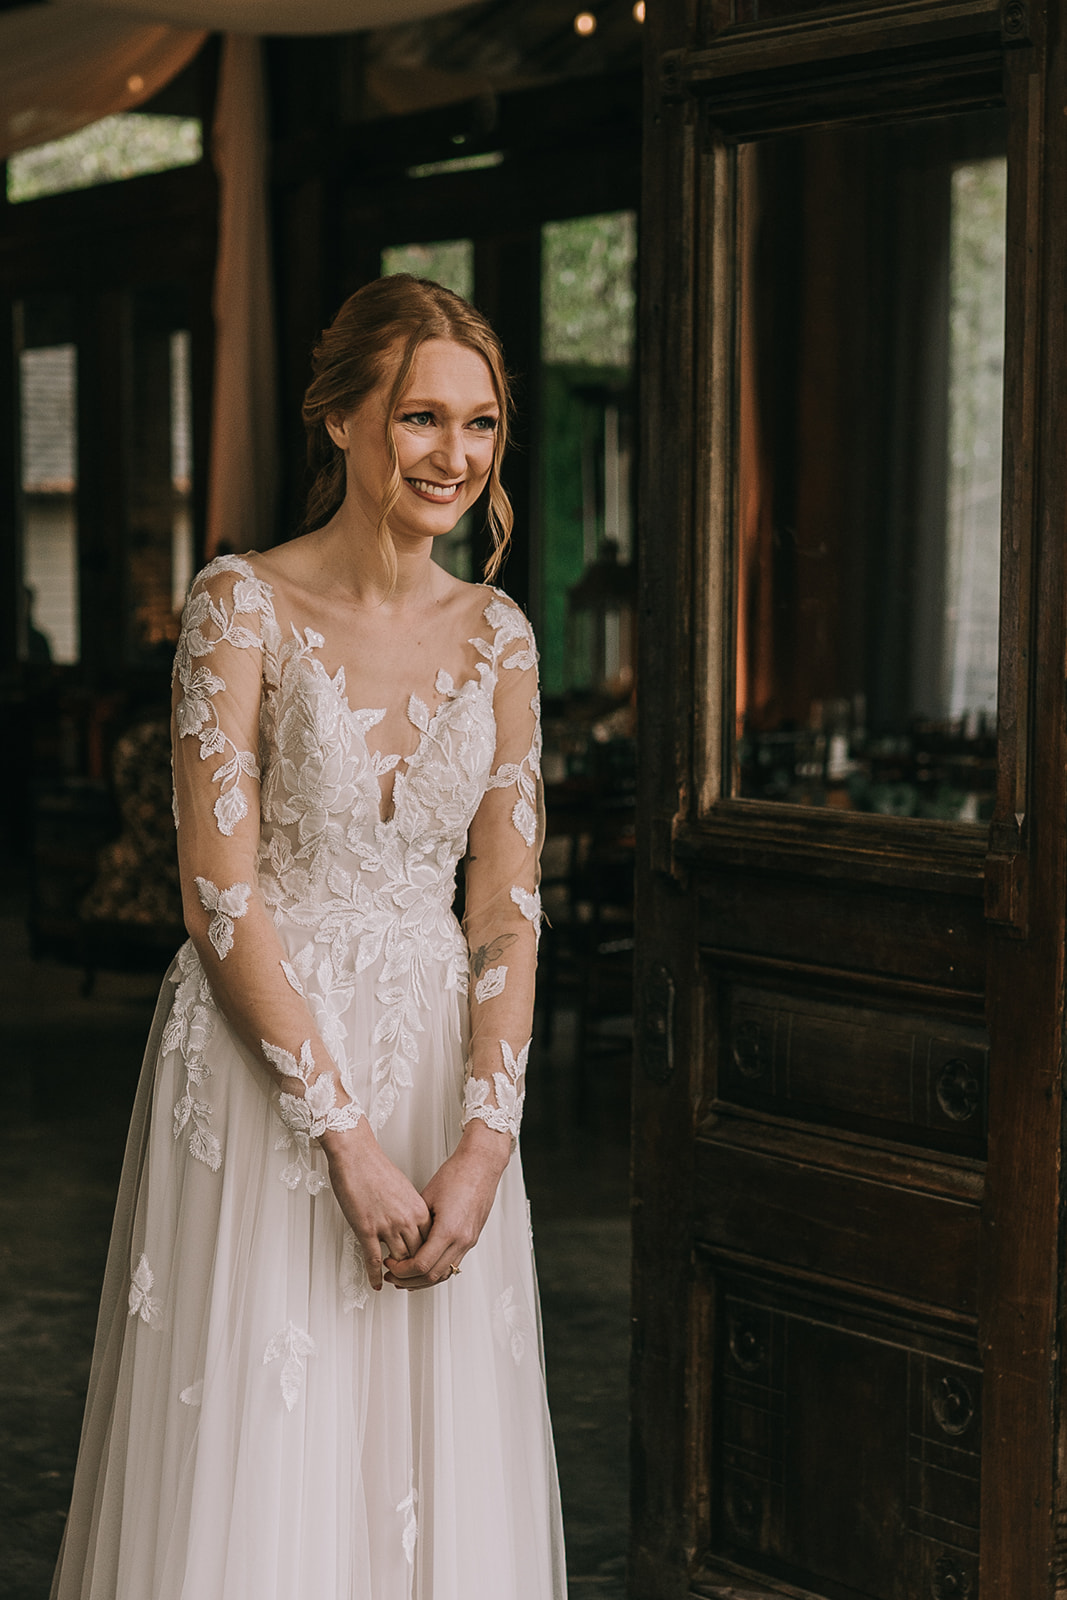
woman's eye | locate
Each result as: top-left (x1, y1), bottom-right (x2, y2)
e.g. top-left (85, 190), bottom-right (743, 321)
top-left (403, 411), bottom-right (434, 426)
top-left (470, 416), bottom-right (498, 432)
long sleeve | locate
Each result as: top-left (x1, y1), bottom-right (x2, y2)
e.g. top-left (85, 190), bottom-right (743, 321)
top-left (461, 597), bottom-right (543, 1143)
top-left (170, 558), bottom-right (361, 1188)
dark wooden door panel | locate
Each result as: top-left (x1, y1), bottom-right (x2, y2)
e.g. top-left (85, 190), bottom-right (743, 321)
top-left (716, 979), bottom-right (989, 1157)
top-left (694, 1139), bottom-right (981, 1315)
top-left (698, 874), bottom-right (986, 994)
top-left (695, 1266), bottom-right (981, 1600)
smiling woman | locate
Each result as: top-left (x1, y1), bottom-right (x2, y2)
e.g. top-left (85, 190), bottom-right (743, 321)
top-left (51, 276), bottom-right (564, 1600)
top-left (299, 275), bottom-right (514, 592)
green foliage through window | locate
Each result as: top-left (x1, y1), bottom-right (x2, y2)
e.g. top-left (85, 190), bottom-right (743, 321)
top-left (8, 115), bottom-right (202, 204)
top-left (380, 240), bottom-right (474, 301)
top-left (542, 211), bottom-right (636, 368)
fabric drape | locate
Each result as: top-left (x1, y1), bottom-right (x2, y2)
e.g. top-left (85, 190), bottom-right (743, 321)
top-left (60, 0), bottom-right (464, 32)
top-left (0, 8), bottom-right (205, 159)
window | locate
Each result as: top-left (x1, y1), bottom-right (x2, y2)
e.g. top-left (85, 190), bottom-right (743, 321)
top-left (8, 113), bottom-right (202, 204)
top-left (539, 211), bottom-right (637, 697)
top-left (19, 311), bottom-right (79, 664)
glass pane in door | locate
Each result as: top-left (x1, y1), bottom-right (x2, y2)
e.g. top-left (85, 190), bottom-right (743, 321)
top-left (18, 296), bottom-right (79, 664)
top-left (126, 287), bottom-right (195, 665)
top-left (734, 110), bottom-right (1007, 822)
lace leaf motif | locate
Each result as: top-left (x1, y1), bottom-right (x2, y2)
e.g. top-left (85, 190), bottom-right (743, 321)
top-left (128, 1253), bottom-right (162, 1328)
top-left (263, 1320), bottom-right (316, 1412)
top-left (166, 942), bottom-right (223, 1172)
top-left (462, 1037), bottom-right (528, 1141)
top-left (194, 876), bottom-right (251, 960)
top-left (173, 558), bottom-right (267, 838)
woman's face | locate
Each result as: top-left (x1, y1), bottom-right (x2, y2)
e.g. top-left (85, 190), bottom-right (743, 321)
top-left (327, 337), bottom-right (500, 545)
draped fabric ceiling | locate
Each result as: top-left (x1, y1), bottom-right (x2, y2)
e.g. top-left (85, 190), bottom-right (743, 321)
top-left (1, 0), bottom-right (468, 553)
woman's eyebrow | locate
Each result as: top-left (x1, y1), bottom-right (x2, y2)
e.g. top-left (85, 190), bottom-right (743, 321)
top-left (398, 395), bottom-right (500, 412)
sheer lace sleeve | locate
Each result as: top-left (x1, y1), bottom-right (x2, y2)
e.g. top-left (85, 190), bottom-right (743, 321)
top-left (460, 595), bottom-right (543, 1145)
top-left (172, 558), bottom-right (363, 1169)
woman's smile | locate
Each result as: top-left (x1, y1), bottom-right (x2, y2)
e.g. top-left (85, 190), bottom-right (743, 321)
top-left (405, 477), bottom-right (464, 502)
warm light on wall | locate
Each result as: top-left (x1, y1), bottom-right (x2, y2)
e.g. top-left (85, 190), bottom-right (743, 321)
top-left (574, 11), bottom-right (597, 35)
top-left (632, 1), bottom-right (646, 20)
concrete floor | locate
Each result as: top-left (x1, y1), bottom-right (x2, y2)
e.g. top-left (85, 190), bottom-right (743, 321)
top-left (0, 896), bottom-right (631, 1600)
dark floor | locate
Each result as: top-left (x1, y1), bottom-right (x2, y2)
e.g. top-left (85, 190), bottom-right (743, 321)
top-left (0, 896), bottom-right (632, 1600)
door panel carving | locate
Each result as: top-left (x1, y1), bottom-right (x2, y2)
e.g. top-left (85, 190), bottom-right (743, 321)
top-left (699, 1269), bottom-right (982, 1598)
top-left (719, 982), bottom-right (988, 1155)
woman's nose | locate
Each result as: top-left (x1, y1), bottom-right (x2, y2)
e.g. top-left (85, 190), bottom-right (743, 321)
top-left (432, 426), bottom-right (467, 476)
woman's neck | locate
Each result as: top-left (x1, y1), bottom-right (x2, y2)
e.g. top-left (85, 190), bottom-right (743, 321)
top-left (308, 506), bottom-right (444, 611)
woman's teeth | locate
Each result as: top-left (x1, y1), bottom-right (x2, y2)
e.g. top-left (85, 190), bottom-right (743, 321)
top-left (408, 479), bottom-right (460, 498)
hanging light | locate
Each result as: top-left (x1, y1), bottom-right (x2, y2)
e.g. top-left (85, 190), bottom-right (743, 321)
top-left (574, 11), bottom-right (597, 35)
top-left (633, 2), bottom-right (646, 20)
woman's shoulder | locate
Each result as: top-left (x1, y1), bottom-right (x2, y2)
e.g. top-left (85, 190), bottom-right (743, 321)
top-left (461, 583), bottom-right (538, 676)
top-left (186, 552), bottom-right (276, 615)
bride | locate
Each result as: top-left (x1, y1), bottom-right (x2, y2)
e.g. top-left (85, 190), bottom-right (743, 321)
top-left (51, 275), bottom-right (566, 1600)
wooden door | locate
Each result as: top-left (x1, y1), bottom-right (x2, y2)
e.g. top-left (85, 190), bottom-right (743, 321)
top-left (632, 2), bottom-right (1067, 1597)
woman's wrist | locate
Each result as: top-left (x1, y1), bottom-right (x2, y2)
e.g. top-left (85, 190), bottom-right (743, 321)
top-left (457, 1117), bottom-right (513, 1176)
top-left (319, 1115), bottom-right (374, 1166)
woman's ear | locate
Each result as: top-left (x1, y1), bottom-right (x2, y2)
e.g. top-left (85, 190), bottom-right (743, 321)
top-left (324, 412), bottom-right (349, 451)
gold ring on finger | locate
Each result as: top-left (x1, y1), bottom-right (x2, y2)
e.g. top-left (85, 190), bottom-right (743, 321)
top-left (449, 1262), bottom-right (462, 1277)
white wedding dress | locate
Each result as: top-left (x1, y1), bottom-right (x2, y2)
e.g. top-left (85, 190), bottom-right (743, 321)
top-left (51, 555), bottom-right (566, 1600)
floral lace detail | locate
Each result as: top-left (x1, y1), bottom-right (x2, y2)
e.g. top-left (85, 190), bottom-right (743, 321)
top-left (263, 1037), bottom-right (364, 1168)
top-left (172, 556), bottom-right (270, 836)
top-left (165, 942), bottom-right (222, 1172)
top-left (492, 1285), bottom-right (534, 1365)
top-left (397, 1480), bottom-right (418, 1565)
top-left (341, 1229), bottom-right (371, 1312)
top-left (256, 614), bottom-right (505, 1131)
top-left (194, 876), bottom-right (251, 960)
top-left (179, 1379), bottom-right (203, 1407)
top-left (128, 1253), bottom-right (162, 1328)
top-left (171, 571), bottom-right (539, 1152)
top-left (475, 965), bottom-right (508, 1004)
top-left (462, 1038), bottom-right (529, 1140)
top-left (510, 884), bottom-right (542, 945)
top-left (263, 1320), bottom-right (316, 1411)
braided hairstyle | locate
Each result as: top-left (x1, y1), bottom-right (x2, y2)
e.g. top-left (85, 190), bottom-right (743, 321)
top-left (301, 275), bottom-right (514, 584)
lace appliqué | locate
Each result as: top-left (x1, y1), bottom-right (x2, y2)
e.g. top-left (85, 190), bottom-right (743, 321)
top-left (263, 1320), bottom-right (316, 1411)
top-left (263, 1037), bottom-right (363, 1190)
top-left (173, 557), bottom-right (270, 836)
top-left (510, 884), bottom-right (542, 946)
top-left (128, 1253), bottom-right (162, 1328)
top-left (251, 590), bottom-right (533, 1133)
top-left (475, 965), bottom-right (508, 1004)
top-left (493, 1285), bottom-right (534, 1365)
top-left (462, 1037), bottom-right (529, 1140)
top-left (341, 1229), bottom-right (371, 1312)
top-left (258, 639), bottom-right (482, 1130)
top-left (194, 876), bottom-right (251, 960)
top-left (165, 942), bottom-right (222, 1172)
top-left (179, 1379), bottom-right (203, 1407)
top-left (474, 599), bottom-right (541, 847)
top-left (397, 1480), bottom-right (418, 1566)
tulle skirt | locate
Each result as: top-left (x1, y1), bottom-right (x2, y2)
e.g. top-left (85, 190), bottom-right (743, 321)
top-left (51, 951), bottom-right (566, 1600)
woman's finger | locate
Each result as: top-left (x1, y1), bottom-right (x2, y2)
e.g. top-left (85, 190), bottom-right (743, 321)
top-left (359, 1232), bottom-right (384, 1291)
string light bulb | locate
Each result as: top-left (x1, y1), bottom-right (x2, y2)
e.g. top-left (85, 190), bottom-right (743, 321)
top-left (633, 1), bottom-right (646, 19)
top-left (127, 73), bottom-right (144, 93)
top-left (574, 11), bottom-right (597, 35)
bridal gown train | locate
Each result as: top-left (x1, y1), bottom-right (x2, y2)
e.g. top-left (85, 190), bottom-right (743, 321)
top-left (51, 555), bottom-right (566, 1600)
